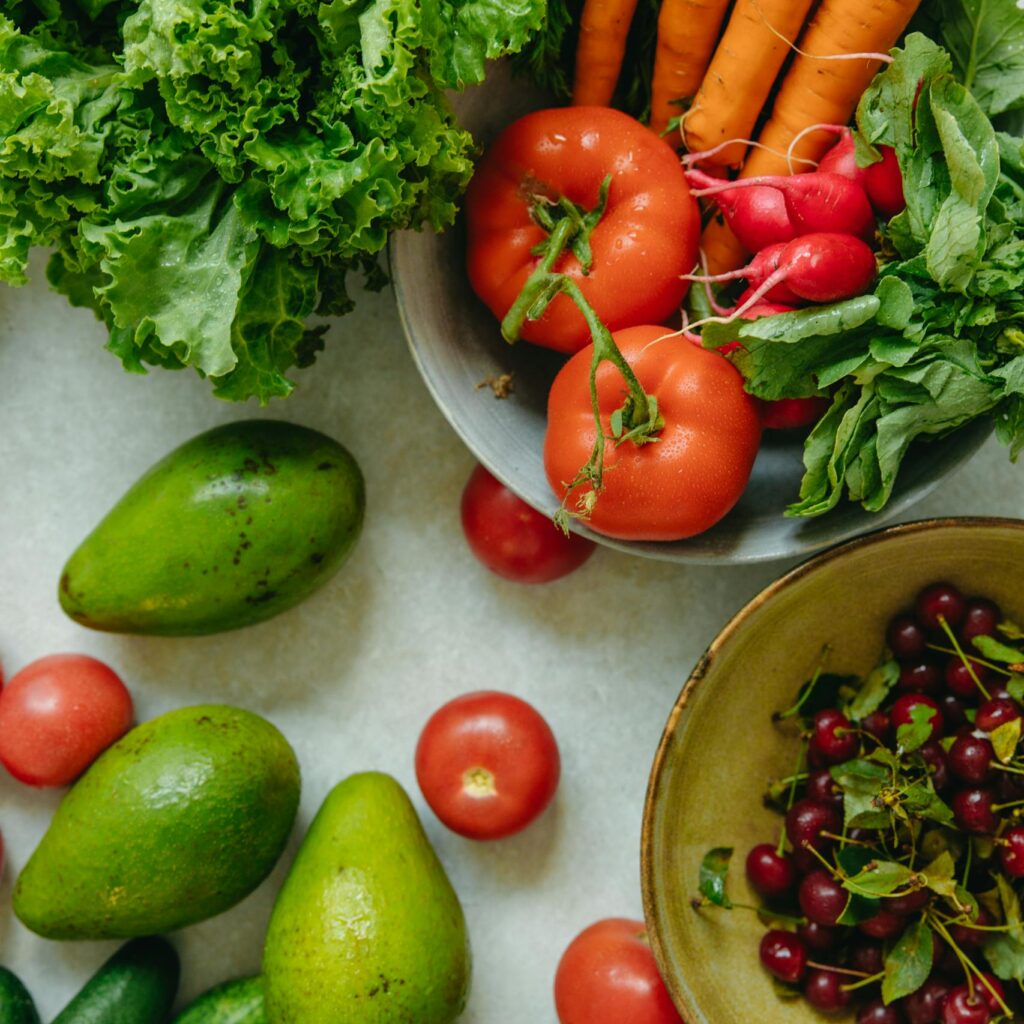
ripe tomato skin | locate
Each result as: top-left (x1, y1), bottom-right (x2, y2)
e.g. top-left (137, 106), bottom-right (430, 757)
top-left (0, 654), bottom-right (134, 787)
top-left (465, 107), bottom-right (700, 354)
top-left (544, 325), bottom-right (762, 541)
top-left (415, 691), bottom-right (560, 840)
top-left (555, 918), bottom-right (682, 1024)
top-left (461, 464), bottom-right (595, 583)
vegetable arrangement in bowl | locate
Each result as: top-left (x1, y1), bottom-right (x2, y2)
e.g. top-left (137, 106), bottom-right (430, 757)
top-left (448, 0), bottom-right (1024, 549)
top-left (696, 579), bottom-right (1024, 1022)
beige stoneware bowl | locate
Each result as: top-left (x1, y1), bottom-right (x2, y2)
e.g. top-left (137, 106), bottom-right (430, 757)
top-left (642, 517), bottom-right (1024, 1022)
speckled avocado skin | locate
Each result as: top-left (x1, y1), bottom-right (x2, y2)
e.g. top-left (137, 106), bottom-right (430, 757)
top-left (13, 705), bottom-right (300, 941)
top-left (59, 419), bottom-right (365, 636)
top-left (262, 772), bottom-right (471, 1024)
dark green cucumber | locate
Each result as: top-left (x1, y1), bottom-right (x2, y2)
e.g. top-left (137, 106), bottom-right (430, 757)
top-left (172, 978), bottom-right (265, 1024)
top-left (53, 937), bottom-right (179, 1024)
top-left (0, 966), bottom-right (40, 1024)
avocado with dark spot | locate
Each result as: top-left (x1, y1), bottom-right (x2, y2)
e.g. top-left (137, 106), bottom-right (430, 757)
top-left (263, 773), bottom-right (470, 1024)
top-left (58, 420), bottom-right (365, 636)
top-left (13, 705), bottom-right (300, 940)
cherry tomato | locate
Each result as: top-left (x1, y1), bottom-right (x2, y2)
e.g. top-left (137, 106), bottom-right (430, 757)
top-left (555, 918), bottom-right (682, 1024)
top-left (415, 691), bottom-right (560, 840)
top-left (460, 464), bottom-right (595, 583)
top-left (465, 107), bottom-right (700, 354)
top-left (544, 325), bottom-right (762, 541)
top-left (0, 654), bottom-right (134, 787)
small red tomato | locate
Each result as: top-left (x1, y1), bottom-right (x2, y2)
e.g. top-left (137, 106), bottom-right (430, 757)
top-left (554, 918), bottom-right (682, 1024)
top-left (415, 691), bottom-right (559, 840)
top-left (460, 464), bottom-right (595, 584)
top-left (0, 654), bottom-right (134, 787)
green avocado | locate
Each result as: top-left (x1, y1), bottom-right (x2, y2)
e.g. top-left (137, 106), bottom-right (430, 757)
top-left (13, 705), bottom-right (300, 941)
top-left (262, 773), bottom-right (471, 1024)
top-left (59, 419), bottom-right (364, 636)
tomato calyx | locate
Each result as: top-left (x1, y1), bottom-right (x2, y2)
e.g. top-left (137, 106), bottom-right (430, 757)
top-left (462, 765), bottom-right (498, 797)
top-left (500, 177), bottom-right (665, 532)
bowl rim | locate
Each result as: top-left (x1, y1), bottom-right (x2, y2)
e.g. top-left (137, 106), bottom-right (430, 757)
top-left (639, 514), bottom-right (1024, 1020)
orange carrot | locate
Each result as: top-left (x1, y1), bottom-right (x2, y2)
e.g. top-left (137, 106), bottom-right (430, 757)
top-left (701, 215), bottom-right (749, 275)
top-left (572, 0), bottom-right (642, 106)
top-left (743, 0), bottom-right (922, 179)
top-left (681, 0), bottom-right (816, 168)
top-left (649, 0), bottom-right (732, 138)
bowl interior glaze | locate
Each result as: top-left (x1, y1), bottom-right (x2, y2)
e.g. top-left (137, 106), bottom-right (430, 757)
top-left (390, 66), bottom-right (992, 563)
top-left (642, 518), bottom-right (1024, 1021)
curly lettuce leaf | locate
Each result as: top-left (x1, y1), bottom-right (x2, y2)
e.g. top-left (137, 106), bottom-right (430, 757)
top-left (0, 0), bottom-right (544, 402)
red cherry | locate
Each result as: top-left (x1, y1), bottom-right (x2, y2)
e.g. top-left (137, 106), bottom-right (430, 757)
top-left (804, 968), bottom-right (852, 1014)
top-left (810, 708), bottom-right (859, 764)
top-left (941, 985), bottom-right (991, 1024)
top-left (759, 929), bottom-right (808, 984)
top-left (916, 582), bottom-right (966, 632)
top-left (976, 697), bottom-right (1021, 734)
top-left (891, 694), bottom-right (943, 742)
top-left (1001, 826), bottom-right (1024, 877)
top-left (745, 844), bottom-right (797, 898)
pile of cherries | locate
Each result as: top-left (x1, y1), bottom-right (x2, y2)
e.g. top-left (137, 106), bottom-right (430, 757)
top-left (746, 582), bottom-right (1021, 1023)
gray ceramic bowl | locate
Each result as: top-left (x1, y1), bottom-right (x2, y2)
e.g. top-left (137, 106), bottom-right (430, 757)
top-left (390, 65), bottom-right (992, 564)
top-left (641, 517), bottom-right (1024, 1021)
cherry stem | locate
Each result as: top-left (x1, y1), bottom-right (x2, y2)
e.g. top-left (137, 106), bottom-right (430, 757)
top-left (775, 646), bottom-right (833, 720)
top-left (936, 614), bottom-right (992, 700)
top-left (839, 969), bottom-right (885, 993)
top-left (928, 914), bottom-right (1012, 1017)
top-left (926, 642), bottom-right (1013, 679)
top-left (500, 178), bottom-right (664, 531)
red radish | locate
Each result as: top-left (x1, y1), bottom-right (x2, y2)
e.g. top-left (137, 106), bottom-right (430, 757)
top-left (762, 397), bottom-right (831, 430)
top-left (686, 244), bottom-right (801, 305)
top-left (686, 168), bottom-right (796, 252)
top-left (688, 170), bottom-right (877, 244)
top-left (819, 132), bottom-right (905, 220)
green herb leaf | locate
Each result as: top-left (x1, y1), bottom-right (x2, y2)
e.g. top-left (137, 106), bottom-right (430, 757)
top-left (831, 759), bottom-right (891, 829)
top-left (921, 850), bottom-right (959, 899)
top-left (973, 634), bottom-right (1024, 663)
top-left (848, 659), bottom-right (901, 722)
top-left (844, 860), bottom-right (915, 897)
top-left (897, 703), bottom-right (939, 753)
top-left (882, 918), bottom-right (934, 1004)
top-left (937, 0), bottom-right (1024, 117)
top-left (698, 847), bottom-right (733, 908)
top-left (1000, 621), bottom-right (1024, 642)
top-left (992, 717), bottom-right (1022, 764)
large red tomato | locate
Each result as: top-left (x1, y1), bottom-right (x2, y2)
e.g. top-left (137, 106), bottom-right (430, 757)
top-left (555, 918), bottom-right (682, 1024)
top-left (544, 325), bottom-right (762, 541)
top-left (465, 107), bottom-right (700, 354)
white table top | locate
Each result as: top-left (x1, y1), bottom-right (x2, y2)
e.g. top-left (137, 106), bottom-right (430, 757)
top-left (1, 250), bottom-right (1021, 1020)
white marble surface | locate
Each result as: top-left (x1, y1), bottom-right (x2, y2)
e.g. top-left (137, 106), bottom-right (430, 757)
top-left (0, 250), bottom-right (1021, 1021)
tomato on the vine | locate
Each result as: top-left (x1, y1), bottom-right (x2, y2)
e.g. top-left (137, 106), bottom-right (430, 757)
top-left (461, 464), bottom-right (595, 583)
top-left (544, 325), bottom-right (762, 541)
top-left (465, 107), bottom-right (700, 354)
top-left (415, 691), bottom-right (560, 840)
top-left (555, 918), bottom-right (682, 1024)
top-left (0, 654), bottom-right (134, 787)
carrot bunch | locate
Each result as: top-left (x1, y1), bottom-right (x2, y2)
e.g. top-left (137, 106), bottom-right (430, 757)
top-left (569, 0), bottom-right (922, 271)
